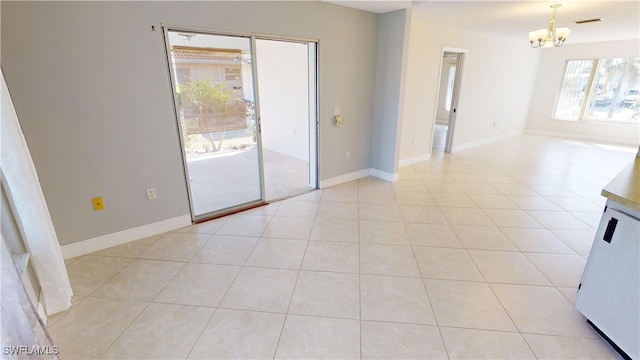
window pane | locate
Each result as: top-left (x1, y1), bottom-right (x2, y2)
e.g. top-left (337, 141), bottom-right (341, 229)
top-left (445, 65), bottom-right (456, 112)
top-left (553, 60), bottom-right (594, 120)
top-left (584, 57), bottom-right (640, 123)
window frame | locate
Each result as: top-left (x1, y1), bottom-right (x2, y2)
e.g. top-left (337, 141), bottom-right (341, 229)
top-left (552, 57), bottom-right (639, 125)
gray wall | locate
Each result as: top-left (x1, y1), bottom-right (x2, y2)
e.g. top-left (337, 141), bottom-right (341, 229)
top-left (370, 9), bottom-right (408, 175)
top-left (1, 1), bottom-right (378, 245)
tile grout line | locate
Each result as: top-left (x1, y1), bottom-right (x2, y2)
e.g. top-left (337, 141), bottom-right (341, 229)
top-left (269, 222), bottom-right (311, 359)
top-left (96, 300), bottom-right (153, 359)
top-left (185, 224), bottom-right (259, 359)
top-left (97, 233), bottom-right (196, 359)
top-left (404, 215), bottom-right (452, 359)
top-left (357, 182), bottom-right (363, 360)
top-left (183, 307), bottom-right (219, 359)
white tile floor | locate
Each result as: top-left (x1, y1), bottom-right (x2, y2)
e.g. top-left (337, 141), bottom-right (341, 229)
top-left (50, 134), bottom-right (636, 359)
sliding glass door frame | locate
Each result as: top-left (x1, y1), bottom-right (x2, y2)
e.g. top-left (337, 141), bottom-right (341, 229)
top-left (251, 35), bottom-right (268, 206)
top-left (248, 33), bottom-right (320, 195)
top-left (255, 35), bottom-right (320, 198)
top-left (253, 35), bottom-right (320, 197)
top-left (162, 26), bottom-right (319, 222)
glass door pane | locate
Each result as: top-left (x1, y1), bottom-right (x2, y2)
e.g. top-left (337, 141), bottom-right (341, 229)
top-left (255, 39), bottom-right (317, 200)
top-left (166, 31), bottom-right (262, 219)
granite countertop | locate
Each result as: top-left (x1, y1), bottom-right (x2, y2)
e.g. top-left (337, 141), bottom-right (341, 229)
top-left (602, 156), bottom-right (640, 213)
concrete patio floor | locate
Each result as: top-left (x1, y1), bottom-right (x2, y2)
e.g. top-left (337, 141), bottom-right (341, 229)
top-left (186, 147), bottom-right (313, 216)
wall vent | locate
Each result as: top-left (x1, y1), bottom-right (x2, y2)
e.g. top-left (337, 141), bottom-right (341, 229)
top-left (575, 18), bottom-right (603, 24)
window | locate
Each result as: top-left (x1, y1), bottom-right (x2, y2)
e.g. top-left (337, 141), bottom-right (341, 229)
top-left (445, 65), bottom-right (456, 112)
top-left (553, 57), bottom-right (639, 124)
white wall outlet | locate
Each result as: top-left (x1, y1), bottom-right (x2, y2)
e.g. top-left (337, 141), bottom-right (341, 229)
top-left (334, 115), bottom-right (343, 127)
top-left (146, 188), bottom-right (157, 200)
top-left (346, 151), bottom-right (351, 159)
top-left (333, 107), bottom-right (341, 116)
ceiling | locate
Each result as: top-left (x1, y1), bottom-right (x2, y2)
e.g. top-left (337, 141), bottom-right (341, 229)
top-left (322, 1), bottom-right (640, 44)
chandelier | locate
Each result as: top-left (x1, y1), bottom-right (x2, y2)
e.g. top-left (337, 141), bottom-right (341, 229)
top-left (529, 4), bottom-right (571, 48)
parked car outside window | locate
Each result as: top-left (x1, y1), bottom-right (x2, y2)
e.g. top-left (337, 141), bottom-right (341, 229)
top-left (621, 89), bottom-right (639, 108)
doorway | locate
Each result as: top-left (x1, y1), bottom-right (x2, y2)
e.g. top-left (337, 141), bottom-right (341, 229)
top-left (432, 49), bottom-right (465, 153)
top-left (164, 30), bottom-right (318, 221)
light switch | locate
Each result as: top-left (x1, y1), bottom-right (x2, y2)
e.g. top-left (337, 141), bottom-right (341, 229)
top-left (146, 188), bottom-right (157, 200)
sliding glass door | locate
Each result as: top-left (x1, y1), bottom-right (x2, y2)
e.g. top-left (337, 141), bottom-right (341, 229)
top-left (165, 31), bottom-right (262, 219)
top-left (165, 30), bottom-right (318, 221)
top-left (256, 39), bottom-right (317, 200)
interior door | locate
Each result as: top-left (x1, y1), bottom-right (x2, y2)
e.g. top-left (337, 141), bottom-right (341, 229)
top-left (165, 30), bottom-right (263, 220)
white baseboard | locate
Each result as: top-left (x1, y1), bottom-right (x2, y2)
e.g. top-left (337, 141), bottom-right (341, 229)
top-left (399, 153), bottom-right (431, 167)
top-left (524, 129), bottom-right (639, 146)
top-left (320, 169), bottom-right (371, 188)
top-left (452, 130), bottom-right (523, 152)
top-left (320, 167), bottom-right (400, 188)
top-left (61, 214), bottom-right (192, 259)
top-left (370, 168), bottom-right (399, 182)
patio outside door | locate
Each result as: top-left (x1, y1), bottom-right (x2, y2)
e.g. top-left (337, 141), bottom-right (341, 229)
top-left (165, 31), bottom-right (263, 220)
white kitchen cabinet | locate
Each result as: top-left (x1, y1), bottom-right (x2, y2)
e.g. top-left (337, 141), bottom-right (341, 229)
top-left (576, 203), bottom-right (639, 359)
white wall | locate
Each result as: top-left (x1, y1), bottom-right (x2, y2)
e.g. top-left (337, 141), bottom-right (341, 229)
top-left (1, 184), bottom-right (41, 312)
top-left (526, 39), bottom-right (640, 145)
top-left (398, 10), bottom-right (542, 161)
top-left (257, 39), bottom-right (310, 161)
top-left (1, 1), bottom-right (378, 245)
